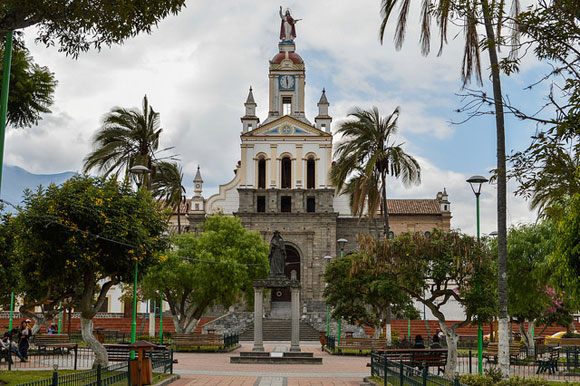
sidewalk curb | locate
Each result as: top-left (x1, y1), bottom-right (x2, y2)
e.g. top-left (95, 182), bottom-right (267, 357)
top-left (154, 374), bottom-right (180, 386)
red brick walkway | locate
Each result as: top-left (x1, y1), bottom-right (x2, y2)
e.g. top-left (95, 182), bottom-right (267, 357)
top-left (172, 342), bottom-right (368, 385)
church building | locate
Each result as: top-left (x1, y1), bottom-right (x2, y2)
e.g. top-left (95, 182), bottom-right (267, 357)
top-left (179, 27), bottom-right (452, 317)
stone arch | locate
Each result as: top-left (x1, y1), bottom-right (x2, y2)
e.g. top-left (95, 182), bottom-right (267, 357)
top-left (271, 244), bottom-right (301, 302)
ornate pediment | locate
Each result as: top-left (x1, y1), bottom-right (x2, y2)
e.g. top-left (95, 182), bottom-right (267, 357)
top-left (242, 116), bottom-right (331, 138)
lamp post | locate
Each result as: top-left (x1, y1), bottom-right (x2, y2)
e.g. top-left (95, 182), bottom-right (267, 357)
top-left (467, 175), bottom-right (488, 375)
top-left (336, 238), bottom-right (348, 345)
top-left (129, 165), bottom-right (151, 358)
top-left (323, 255), bottom-right (333, 336)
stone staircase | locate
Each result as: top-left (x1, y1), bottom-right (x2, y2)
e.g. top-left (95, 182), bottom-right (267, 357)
top-left (239, 319), bottom-right (322, 341)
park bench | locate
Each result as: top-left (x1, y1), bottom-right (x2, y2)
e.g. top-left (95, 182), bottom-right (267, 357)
top-left (0, 346), bottom-right (12, 364)
top-left (172, 333), bottom-right (226, 351)
top-left (33, 334), bottom-right (75, 354)
top-left (336, 337), bottom-right (387, 353)
top-left (104, 344), bottom-right (170, 362)
top-left (483, 342), bottom-right (522, 363)
top-left (536, 347), bottom-right (560, 374)
top-left (371, 349), bottom-right (448, 375)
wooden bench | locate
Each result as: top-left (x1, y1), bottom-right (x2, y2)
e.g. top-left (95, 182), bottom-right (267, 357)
top-left (537, 347), bottom-right (560, 374)
top-left (336, 337), bottom-right (387, 353)
top-left (104, 344), bottom-right (169, 362)
top-left (371, 349), bottom-right (448, 375)
top-left (33, 334), bottom-right (75, 354)
top-left (483, 342), bottom-right (522, 362)
top-left (173, 333), bottom-right (226, 351)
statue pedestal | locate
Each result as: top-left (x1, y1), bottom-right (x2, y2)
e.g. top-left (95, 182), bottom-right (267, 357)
top-left (253, 276), bottom-right (301, 352)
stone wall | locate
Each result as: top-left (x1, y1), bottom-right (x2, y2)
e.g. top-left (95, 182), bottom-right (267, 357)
top-left (200, 312), bottom-right (254, 335)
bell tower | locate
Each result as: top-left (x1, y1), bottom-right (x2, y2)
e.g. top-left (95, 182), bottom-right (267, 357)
top-left (263, 42), bottom-right (310, 125)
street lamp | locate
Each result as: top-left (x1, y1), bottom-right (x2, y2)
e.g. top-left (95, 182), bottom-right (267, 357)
top-left (129, 165), bottom-right (151, 357)
top-left (336, 238), bottom-right (348, 345)
top-left (467, 174), bottom-right (488, 375)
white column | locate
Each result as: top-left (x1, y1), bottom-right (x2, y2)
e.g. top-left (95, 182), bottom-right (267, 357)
top-left (290, 287), bottom-right (301, 352)
top-left (253, 287), bottom-right (264, 352)
top-left (148, 310), bottom-right (155, 337)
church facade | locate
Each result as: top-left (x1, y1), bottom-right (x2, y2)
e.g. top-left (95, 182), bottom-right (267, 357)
top-left (179, 37), bottom-right (452, 315)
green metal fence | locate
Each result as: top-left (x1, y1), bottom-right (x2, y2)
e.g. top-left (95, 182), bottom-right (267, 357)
top-left (15, 349), bottom-right (173, 386)
top-left (370, 353), bottom-right (465, 386)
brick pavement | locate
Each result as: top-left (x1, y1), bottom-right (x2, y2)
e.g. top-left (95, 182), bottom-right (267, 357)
top-left (172, 342), bottom-right (368, 385)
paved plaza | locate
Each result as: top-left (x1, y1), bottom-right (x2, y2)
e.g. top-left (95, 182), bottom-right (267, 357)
top-left (171, 342), bottom-right (369, 385)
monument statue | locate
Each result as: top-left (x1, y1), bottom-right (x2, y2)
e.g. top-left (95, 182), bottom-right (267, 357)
top-left (268, 230), bottom-right (286, 276)
top-left (279, 6), bottom-right (301, 42)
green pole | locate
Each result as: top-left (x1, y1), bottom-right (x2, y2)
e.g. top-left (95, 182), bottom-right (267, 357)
top-left (0, 30), bottom-right (13, 193)
top-left (408, 319), bottom-right (411, 340)
top-left (58, 301), bottom-right (62, 333)
top-left (326, 304), bottom-right (330, 336)
top-left (476, 193), bottom-right (483, 375)
top-left (159, 294), bottom-right (163, 345)
top-left (1, 32), bottom-right (14, 331)
top-left (8, 291), bottom-right (14, 330)
top-left (131, 260), bottom-right (138, 359)
top-left (337, 247), bottom-right (344, 346)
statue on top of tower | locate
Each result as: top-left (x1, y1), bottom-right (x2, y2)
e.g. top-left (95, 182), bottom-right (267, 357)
top-left (279, 6), bottom-right (300, 42)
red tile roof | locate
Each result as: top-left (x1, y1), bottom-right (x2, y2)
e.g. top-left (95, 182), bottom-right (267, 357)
top-left (386, 199), bottom-right (441, 215)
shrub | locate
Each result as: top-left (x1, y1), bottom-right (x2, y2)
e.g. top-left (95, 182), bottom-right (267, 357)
top-left (459, 372), bottom-right (550, 386)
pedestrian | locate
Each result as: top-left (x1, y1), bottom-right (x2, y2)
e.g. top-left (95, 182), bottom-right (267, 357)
top-left (431, 334), bottom-right (442, 348)
top-left (18, 320), bottom-right (32, 359)
top-left (47, 324), bottom-right (57, 335)
top-left (413, 334), bottom-right (425, 349)
top-left (1, 331), bottom-right (27, 362)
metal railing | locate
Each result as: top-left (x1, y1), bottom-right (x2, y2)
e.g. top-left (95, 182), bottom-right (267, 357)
top-left (370, 353), bottom-right (465, 386)
top-left (15, 350), bottom-right (173, 386)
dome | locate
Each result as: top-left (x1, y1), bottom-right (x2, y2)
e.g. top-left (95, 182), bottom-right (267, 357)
top-left (271, 51), bottom-right (303, 64)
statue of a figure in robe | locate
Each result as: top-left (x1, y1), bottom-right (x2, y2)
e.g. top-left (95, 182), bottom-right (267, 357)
top-left (279, 6), bottom-right (301, 42)
top-left (268, 230), bottom-right (286, 276)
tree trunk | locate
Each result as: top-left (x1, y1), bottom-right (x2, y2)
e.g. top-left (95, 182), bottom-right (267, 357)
top-left (385, 307), bottom-right (392, 346)
top-left (519, 321), bottom-right (535, 356)
top-left (80, 316), bottom-right (108, 368)
top-left (438, 321), bottom-right (459, 378)
top-left (177, 209), bottom-right (182, 235)
top-left (373, 324), bottom-right (382, 339)
top-left (480, 0), bottom-right (509, 377)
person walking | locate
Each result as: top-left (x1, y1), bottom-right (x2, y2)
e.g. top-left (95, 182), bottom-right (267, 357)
top-left (18, 320), bottom-right (32, 359)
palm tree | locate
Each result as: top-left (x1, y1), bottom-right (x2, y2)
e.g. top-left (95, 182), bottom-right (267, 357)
top-left (330, 107), bottom-right (421, 237)
top-left (378, 0), bottom-right (516, 376)
top-left (151, 161), bottom-right (186, 234)
top-left (83, 95), bottom-right (166, 189)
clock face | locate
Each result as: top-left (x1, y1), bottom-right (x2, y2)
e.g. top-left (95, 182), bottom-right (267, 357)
top-left (279, 75), bottom-right (295, 90)
top-left (195, 184), bottom-right (201, 189)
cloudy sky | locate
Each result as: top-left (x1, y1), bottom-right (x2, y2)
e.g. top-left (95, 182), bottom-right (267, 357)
top-left (4, 0), bottom-right (550, 235)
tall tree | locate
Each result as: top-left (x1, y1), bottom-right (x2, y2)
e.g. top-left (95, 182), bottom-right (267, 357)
top-left (324, 252), bottom-right (418, 339)
top-left (141, 216), bottom-right (269, 333)
top-left (151, 161), bottom-right (186, 234)
top-left (360, 230), bottom-right (496, 377)
top-left (330, 106), bottom-right (421, 236)
top-left (0, 1), bottom-right (186, 58)
top-left (379, 0), bottom-right (517, 375)
top-left (83, 95), bottom-right (172, 187)
top-left (0, 210), bottom-right (18, 306)
top-left (330, 106), bottom-right (420, 345)
top-left (16, 176), bottom-right (169, 367)
top-left (0, 39), bottom-right (57, 128)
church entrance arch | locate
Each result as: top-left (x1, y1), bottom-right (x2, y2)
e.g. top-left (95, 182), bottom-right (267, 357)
top-left (271, 245), bottom-right (300, 302)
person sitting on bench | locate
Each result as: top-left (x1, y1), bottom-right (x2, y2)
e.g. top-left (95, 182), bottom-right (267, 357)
top-left (431, 334), bottom-right (442, 349)
top-left (1, 331), bottom-right (27, 362)
top-left (413, 335), bottom-right (425, 349)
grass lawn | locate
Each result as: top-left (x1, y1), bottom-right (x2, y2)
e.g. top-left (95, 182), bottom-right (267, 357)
top-left (0, 370), bottom-right (174, 386)
top-left (369, 375), bottom-right (580, 386)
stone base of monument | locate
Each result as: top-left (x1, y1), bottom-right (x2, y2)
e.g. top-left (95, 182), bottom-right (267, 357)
top-left (230, 351), bottom-right (323, 364)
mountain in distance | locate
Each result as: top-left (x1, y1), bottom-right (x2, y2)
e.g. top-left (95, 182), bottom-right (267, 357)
top-left (1, 165), bottom-right (76, 210)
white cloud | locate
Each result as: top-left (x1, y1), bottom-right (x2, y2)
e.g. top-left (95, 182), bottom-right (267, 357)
top-left (3, 0), bottom-right (544, 236)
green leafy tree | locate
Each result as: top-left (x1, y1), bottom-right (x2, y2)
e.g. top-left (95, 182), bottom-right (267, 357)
top-left (507, 1), bottom-right (580, 220)
top-left (0, 210), bottom-right (18, 306)
top-left (330, 106), bottom-right (421, 237)
top-left (141, 215), bottom-right (269, 334)
top-left (0, 39), bottom-right (57, 128)
top-left (497, 222), bottom-right (572, 353)
top-left (151, 161), bottom-right (186, 234)
top-left (554, 193), bottom-right (580, 308)
top-left (0, 1), bottom-right (186, 57)
top-left (83, 95), bottom-right (174, 186)
top-left (16, 175), bottom-right (169, 367)
top-left (324, 253), bottom-right (418, 339)
top-left (379, 0), bottom-right (518, 373)
top-left (360, 230), bottom-right (495, 377)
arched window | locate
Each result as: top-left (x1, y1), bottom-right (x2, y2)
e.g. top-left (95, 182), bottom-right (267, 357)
top-left (258, 157), bottom-right (266, 189)
top-left (306, 157), bottom-right (315, 189)
top-left (281, 156), bottom-right (292, 188)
